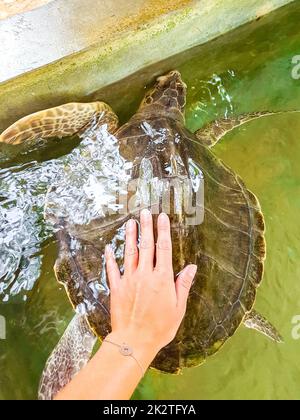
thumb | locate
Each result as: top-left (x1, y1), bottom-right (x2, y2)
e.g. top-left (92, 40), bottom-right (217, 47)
top-left (176, 265), bottom-right (197, 315)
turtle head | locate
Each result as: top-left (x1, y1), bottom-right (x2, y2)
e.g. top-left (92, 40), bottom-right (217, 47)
top-left (139, 71), bottom-right (187, 120)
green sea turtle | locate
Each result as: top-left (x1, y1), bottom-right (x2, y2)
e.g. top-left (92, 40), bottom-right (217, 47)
top-left (0, 71), bottom-right (283, 400)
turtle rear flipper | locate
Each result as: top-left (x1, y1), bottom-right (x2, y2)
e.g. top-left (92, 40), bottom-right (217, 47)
top-left (244, 310), bottom-right (283, 343)
top-left (38, 314), bottom-right (97, 401)
top-left (0, 102), bottom-right (119, 146)
top-left (194, 110), bottom-right (300, 148)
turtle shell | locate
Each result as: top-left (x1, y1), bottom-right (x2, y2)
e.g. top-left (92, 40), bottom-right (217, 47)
top-left (53, 113), bottom-right (265, 373)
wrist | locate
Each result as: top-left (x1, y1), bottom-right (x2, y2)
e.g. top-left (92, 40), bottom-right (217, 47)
top-left (104, 329), bottom-right (160, 370)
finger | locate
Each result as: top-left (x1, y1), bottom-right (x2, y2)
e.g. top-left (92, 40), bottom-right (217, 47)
top-left (105, 245), bottom-right (121, 291)
top-left (176, 265), bottom-right (197, 314)
top-left (138, 209), bottom-right (155, 271)
top-left (155, 213), bottom-right (172, 272)
top-left (124, 219), bottom-right (138, 275)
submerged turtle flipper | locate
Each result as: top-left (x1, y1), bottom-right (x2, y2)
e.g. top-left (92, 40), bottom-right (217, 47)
top-left (38, 314), bottom-right (97, 400)
top-left (195, 110), bottom-right (300, 147)
top-left (0, 102), bottom-right (119, 146)
top-left (244, 310), bottom-right (283, 343)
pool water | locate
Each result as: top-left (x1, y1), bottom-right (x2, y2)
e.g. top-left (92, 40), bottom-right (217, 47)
top-left (1, 2), bottom-right (300, 400)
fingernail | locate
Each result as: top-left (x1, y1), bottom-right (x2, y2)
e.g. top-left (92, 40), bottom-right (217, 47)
top-left (187, 265), bottom-right (197, 277)
top-left (159, 212), bottom-right (169, 225)
top-left (126, 219), bottom-right (136, 231)
top-left (141, 208), bottom-right (151, 220)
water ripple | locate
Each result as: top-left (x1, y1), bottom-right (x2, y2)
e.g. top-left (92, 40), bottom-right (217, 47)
top-left (0, 124), bottom-right (129, 303)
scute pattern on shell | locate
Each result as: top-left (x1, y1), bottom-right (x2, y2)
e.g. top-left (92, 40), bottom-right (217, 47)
top-left (147, 128), bottom-right (266, 372)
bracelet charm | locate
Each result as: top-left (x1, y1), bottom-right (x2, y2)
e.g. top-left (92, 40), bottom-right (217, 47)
top-left (104, 339), bottom-right (145, 376)
top-left (120, 344), bottom-right (133, 356)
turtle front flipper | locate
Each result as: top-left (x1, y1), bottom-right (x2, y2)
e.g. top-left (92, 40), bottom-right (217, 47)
top-left (244, 310), bottom-right (283, 343)
top-left (0, 102), bottom-right (119, 146)
top-left (38, 314), bottom-right (97, 401)
top-left (194, 110), bottom-right (300, 147)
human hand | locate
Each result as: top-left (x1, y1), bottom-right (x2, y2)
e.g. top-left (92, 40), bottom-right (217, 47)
top-left (105, 210), bottom-right (197, 358)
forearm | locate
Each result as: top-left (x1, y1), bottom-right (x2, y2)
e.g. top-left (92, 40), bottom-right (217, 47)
top-left (54, 330), bottom-right (158, 400)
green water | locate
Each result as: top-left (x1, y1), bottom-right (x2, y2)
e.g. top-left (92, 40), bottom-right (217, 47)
top-left (1, 2), bottom-right (300, 400)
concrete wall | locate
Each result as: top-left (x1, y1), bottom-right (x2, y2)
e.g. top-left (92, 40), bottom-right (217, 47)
top-left (0, 0), bottom-right (295, 131)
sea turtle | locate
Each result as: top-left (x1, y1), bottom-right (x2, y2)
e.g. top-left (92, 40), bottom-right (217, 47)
top-left (0, 71), bottom-right (283, 400)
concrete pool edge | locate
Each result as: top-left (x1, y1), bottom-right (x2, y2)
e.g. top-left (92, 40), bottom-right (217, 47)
top-left (0, 0), bottom-right (295, 131)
